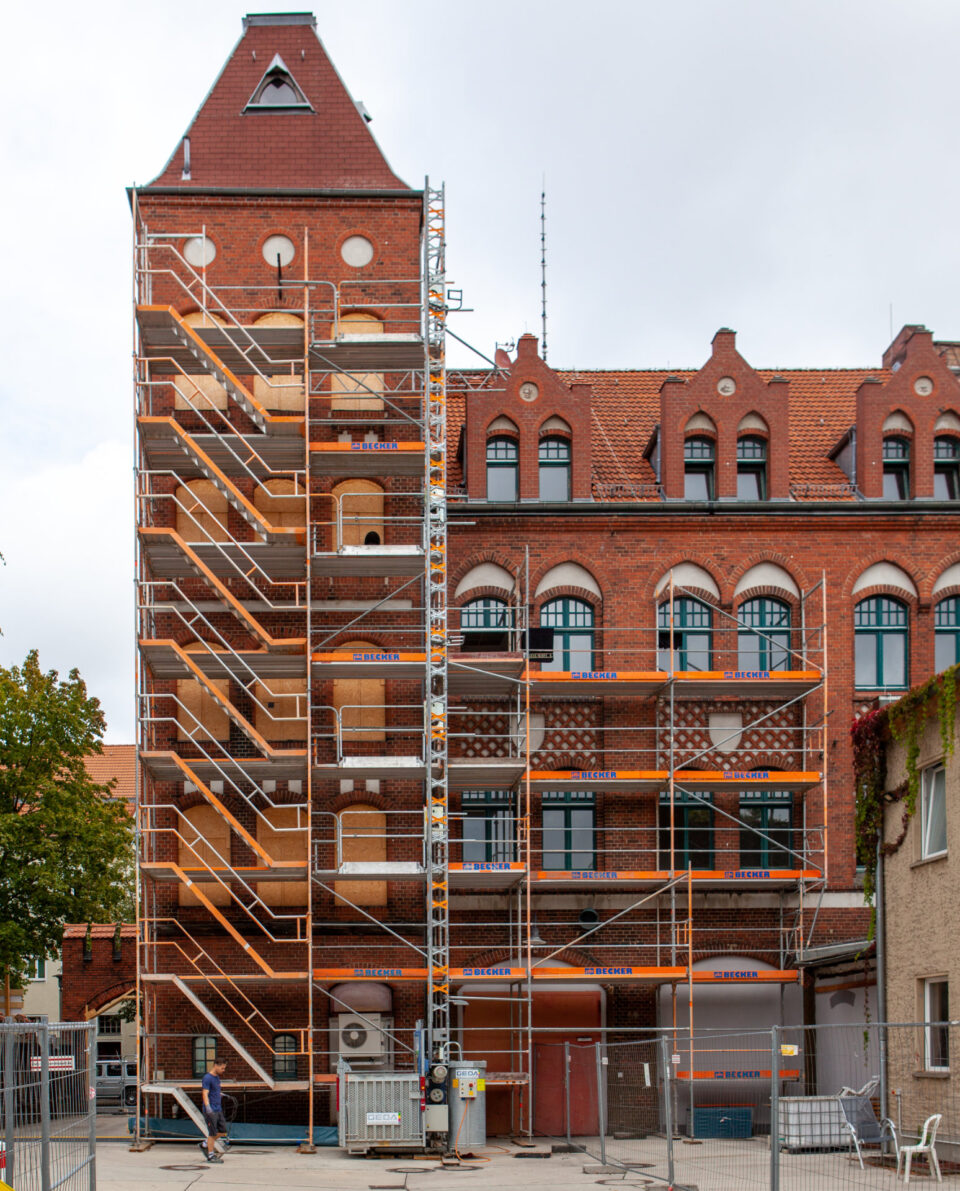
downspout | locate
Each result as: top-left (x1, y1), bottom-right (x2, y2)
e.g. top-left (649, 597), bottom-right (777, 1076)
top-left (875, 832), bottom-right (887, 1120)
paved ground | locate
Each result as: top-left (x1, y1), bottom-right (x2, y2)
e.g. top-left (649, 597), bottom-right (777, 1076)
top-left (94, 1138), bottom-right (608, 1191)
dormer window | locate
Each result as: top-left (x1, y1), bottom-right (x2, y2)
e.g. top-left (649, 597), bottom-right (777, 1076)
top-left (882, 437), bottom-right (910, 499)
top-left (934, 437), bottom-right (960, 501)
top-left (246, 55), bottom-right (312, 111)
top-left (684, 438), bottom-right (715, 500)
top-left (737, 437), bottom-right (767, 500)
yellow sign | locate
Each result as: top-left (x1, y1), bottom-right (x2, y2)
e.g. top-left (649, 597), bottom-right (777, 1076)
top-left (477, 1079), bottom-right (486, 1091)
top-left (780, 1044), bottom-right (799, 1057)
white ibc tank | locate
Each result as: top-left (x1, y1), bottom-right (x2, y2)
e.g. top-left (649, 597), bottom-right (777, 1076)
top-left (446, 1060), bottom-right (487, 1150)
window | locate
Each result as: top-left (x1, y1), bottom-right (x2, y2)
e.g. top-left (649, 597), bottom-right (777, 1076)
top-left (98, 1015), bottom-right (122, 1036)
top-left (739, 793), bottom-right (793, 869)
top-left (921, 764), bottom-right (947, 859)
top-left (486, 437), bottom-right (519, 501)
top-left (27, 957), bottom-right (45, 981)
top-left (192, 1035), bottom-right (217, 1078)
top-left (882, 437), bottom-right (910, 499)
top-left (935, 438), bottom-right (960, 501)
top-left (539, 437), bottom-right (571, 501)
top-left (246, 59), bottom-right (310, 110)
top-left (460, 598), bottom-right (514, 650)
top-left (737, 437), bottom-right (767, 500)
top-left (854, 597), bottom-right (908, 689)
top-left (659, 794), bottom-right (713, 870)
top-left (924, 979), bottom-right (949, 1071)
top-left (738, 598), bottom-right (790, 672)
top-left (935, 597), bottom-right (960, 672)
top-left (540, 598), bottom-right (594, 671)
top-left (684, 437), bottom-right (715, 500)
top-left (273, 1033), bottom-right (298, 1081)
top-left (541, 793), bottom-right (595, 870)
top-left (658, 598), bottom-right (711, 671)
top-left (461, 791), bottom-right (515, 862)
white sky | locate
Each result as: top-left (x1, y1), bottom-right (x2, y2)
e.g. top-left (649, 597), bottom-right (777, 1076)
top-left (2, 0), bottom-right (959, 739)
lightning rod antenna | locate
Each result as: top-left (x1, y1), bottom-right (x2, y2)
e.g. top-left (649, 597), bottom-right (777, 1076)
top-left (540, 183), bottom-right (548, 362)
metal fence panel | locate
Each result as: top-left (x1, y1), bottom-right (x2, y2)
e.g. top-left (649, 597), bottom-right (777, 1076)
top-left (0, 1021), bottom-right (95, 1191)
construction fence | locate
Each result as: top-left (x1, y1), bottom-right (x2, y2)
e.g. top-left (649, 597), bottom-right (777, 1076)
top-left (0, 1021), bottom-right (95, 1191)
top-left (550, 1022), bottom-right (960, 1190)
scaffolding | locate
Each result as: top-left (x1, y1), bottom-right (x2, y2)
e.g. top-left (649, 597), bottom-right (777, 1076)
top-left (132, 181), bottom-right (830, 1146)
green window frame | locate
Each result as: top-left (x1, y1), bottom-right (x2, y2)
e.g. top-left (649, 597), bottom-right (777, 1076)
top-left (882, 436), bottom-right (910, 500)
top-left (540, 597), bottom-right (594, 672)
top-left (854, 596), bottom-right (908, 689)
top-left (684, 437), bottom-right (715, 500)
top-left (273, 1033), bottom-right (298, 1081)
top-left (192, 1035), bottom-right (217, 1078)
top-left (658, 597), bottom-right (712, 672)
top-left (461, 791), bottom-right (515, 862)
top-left (486, 436), bottom-right (518, 501)
top-left (736, 436), bottom-right (767, 500)
top-left (737, 597), bottom-right (790, 672)
top-left (658, 792), bottom-right (713, 870)
top-left (541, 792), bottom-right (595, 870)
top-left (935, 437), bottom-right (960, 501)
top-left (738, 792), bottom-right (793, 869)
top-left (935, 596), bottom-right (960, 673)
top-left (539, 436), bottom-right (571, 501)
top-left (460, 597), bottom-right (513, 639)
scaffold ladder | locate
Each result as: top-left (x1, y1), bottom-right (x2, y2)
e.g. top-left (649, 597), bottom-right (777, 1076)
top-left (424, 182), bottom-right (449, 1062)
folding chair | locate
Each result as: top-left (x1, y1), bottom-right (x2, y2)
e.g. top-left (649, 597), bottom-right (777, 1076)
top-left (897, 1113), bottom-right (942, 1185)
top-left (837, 1094), bottom-right (899, 1170)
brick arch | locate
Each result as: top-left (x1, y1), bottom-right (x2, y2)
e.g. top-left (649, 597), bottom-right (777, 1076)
top-left (881, 408), bottom-right (916, 436)
top-left (729, 551), bottom-right (811, 596)
top-left (84, 981), bottom-right (135, 1020)
top-left (329, 786), bottom-right (390, 814)
top-left (920, 549), bottom-right (960, 601)
top-left (841, 554), bottom-right (922, 603)
top-left (653, 555), bottom-right (724, 604)
top-left (451, 549), bottom-right (520, 590)
top-left (536, 413), bottom-right (572, 437)
top-left (461, 943), bottom-right (599, 972)
top-left (531, 555), bottom-right (603, 600)
top-left (483, 413), bottom-right (519, 436)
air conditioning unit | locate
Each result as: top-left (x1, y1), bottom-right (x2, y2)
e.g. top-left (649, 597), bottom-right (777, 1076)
top-left (331, 1013), bottom-right (392, 1062)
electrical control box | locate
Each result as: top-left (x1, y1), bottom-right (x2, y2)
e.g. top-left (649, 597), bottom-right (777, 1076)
top-left (458, 1076), bottom-right (477, 1099)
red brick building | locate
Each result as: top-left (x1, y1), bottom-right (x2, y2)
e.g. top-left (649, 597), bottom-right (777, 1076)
top-left (125, 12), bottom-right (960, 1139)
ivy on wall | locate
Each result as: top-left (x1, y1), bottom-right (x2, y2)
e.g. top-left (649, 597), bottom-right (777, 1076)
top-left (851, 663), bottom-right (958, 937)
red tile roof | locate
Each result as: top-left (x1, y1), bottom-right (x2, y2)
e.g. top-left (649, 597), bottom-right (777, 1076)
top-left (449, 367), bottom-right (886, 500)
top-left (147, 16), bottom-right (408, 191)
top-left (63, 924), bottom-right (136, 939)
top-left (84, 745), bottom-right (136, 809)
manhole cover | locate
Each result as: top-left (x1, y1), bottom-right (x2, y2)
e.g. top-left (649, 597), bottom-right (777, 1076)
top-left (161, 1164), bottom-right (209, 1171)
top-left (387, 1166), bottom-right (439, 1173)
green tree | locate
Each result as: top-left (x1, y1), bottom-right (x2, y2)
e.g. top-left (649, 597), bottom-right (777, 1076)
top-left (0, 651), bottom-right (133, 987)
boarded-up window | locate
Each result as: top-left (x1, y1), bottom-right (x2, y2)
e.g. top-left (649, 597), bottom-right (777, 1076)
top-left (331, 312), bottom-right (384, 411)
top-left (331, 479), bottom-right (384, 548)
top-left (256, 805), bottom-right (309, 908)
top-left (333, 640), bottom-right (385, 744)
top-left (252, 478), bottom-right (306, 530)
top-left (175, 312), bottom-right (228, 411)
top-left (176, 643), bottom-right (230, 743)
top-left (178, 803), bottom-right (231, 907)
top-left (175, 479), bottom-right (230, 543)
top-left (253, 678), bottom-right (307, 743)
top-left (335, 803), bottom-right (386, 906)
top-left (252, 313), bottom-right (305, 412)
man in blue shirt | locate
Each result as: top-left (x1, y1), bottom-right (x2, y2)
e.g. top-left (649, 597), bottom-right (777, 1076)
top-left (199, 1058), bottom-right (228, 1163)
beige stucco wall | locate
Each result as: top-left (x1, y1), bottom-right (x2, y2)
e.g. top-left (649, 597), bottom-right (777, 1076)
top-left (882, 709), bottom-right (959, 1142)
top-left (21, 957), bottom-right (62, 1020)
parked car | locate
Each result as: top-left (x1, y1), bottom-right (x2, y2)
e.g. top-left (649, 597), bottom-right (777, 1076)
top-left (96, 1058), bottom-right (138, 1108)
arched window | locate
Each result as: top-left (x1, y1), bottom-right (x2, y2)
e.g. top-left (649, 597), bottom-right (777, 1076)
top-left (882, 437), bottom-right (910, 499)
top-left (658, 598), bottom-right (711, 672)
top-left (176, 643), bottom-right (230, 744)
top-left (335, 804), bottom-right (387, 906)
top-left (934, 438), bottom-right (960, 501)
top-left (736, 437), bottom-right (767, 500)
top-left (252, 314), bottom-right (305, 412)
top-left (684, 438), bottom-right (715, 500)
top-left (540, 597), bottom-right (594, 672)
top-left (538, 437), bottom-right (571, 501)
top-left (331, 479), bottom-right (384, 548)
top-left (737, 598), bottom-right (790, 672)
top-left (330, 313), bottom-right (383, 411)
top-left (854, 596), bottom-right (908, 688)
top-left (175, 479), bottom-right (230, 543)
top-left (253, 478), bottom-right (305, 529)
top-left (460, 597), bottom-right (513, 650)
top-left (178, 804), bottom-right (231, 907)
top-left (256, 805), bottom-right (309, 908)
top-left (486, 437), bottom-right (518, 501)
top-left (333, 641), bottom-right (385, 745)
top-left (935, 597), bottom-right (960, 672)
top-left (273, 1033), bottom-right (298, 1081)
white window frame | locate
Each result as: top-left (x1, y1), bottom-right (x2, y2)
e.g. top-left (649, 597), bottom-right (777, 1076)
top-left (924, 978), bottom-right (950, 1072)
top-left (920, 763), bottom-right (947, 859)
top-left (28, 958), bottom-right (45, 982)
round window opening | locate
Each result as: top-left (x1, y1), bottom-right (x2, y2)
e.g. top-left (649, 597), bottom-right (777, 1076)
top-left (262, 234), bottom-right (296, 268)
top-left (183, 236), bottom-right (216, 267)
top-left (341, 235), bottom-right (375, 268)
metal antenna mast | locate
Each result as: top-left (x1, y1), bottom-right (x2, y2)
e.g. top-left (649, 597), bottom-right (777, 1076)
top-left (540, 184), bottom-right (548, 362)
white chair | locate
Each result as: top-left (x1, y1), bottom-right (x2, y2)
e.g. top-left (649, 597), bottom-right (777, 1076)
top-left (897, 1113), bottom-right (942, 1184)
